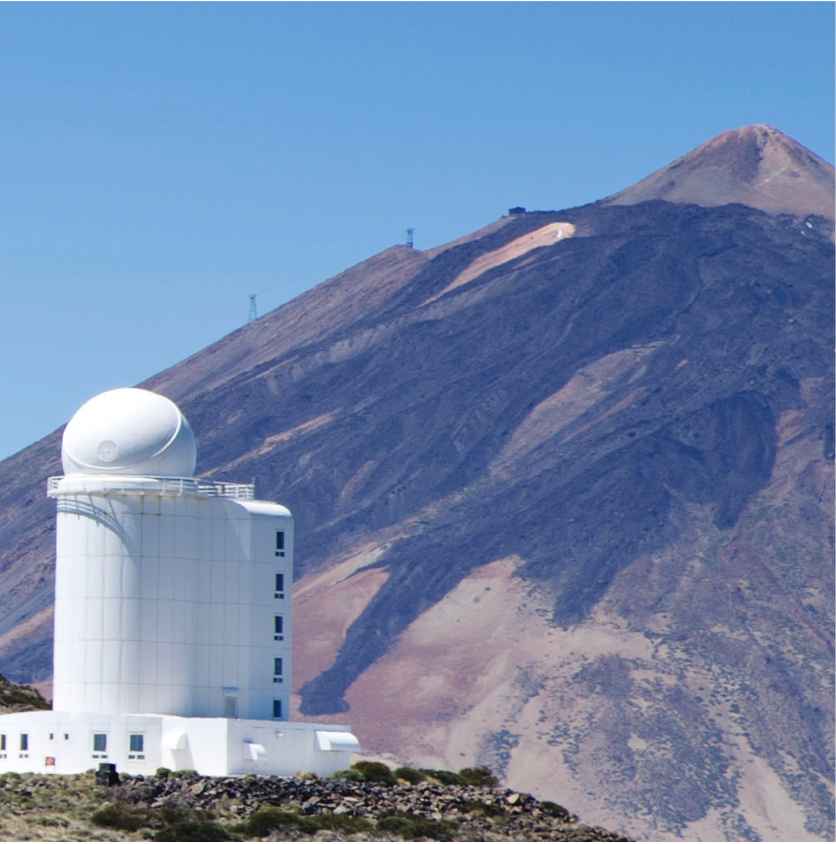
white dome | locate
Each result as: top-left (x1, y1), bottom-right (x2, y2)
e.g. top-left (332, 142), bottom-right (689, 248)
top-left (61, 388), bottom-right (197, 477)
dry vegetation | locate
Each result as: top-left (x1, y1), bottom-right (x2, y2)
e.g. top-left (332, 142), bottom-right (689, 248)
top-left (0, 764), bottom-right (628, 842)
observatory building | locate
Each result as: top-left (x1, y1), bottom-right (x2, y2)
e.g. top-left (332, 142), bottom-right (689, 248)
top-left (0, 388), bottom-right (359, 776)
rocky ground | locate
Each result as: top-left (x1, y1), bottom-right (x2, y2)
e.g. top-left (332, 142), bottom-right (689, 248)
top-left (0, 766), bottom-right (629, 842)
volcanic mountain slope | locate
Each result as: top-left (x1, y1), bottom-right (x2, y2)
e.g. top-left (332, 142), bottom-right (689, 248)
top-left (0, 126), bottom-right (832, 841)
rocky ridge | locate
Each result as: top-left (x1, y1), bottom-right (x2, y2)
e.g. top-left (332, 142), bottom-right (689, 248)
top-left (0, 768), bottom-right (628, 842)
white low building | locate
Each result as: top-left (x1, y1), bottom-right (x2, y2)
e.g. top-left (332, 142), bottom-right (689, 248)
top-left (0, 388), bottom-right (359, 777)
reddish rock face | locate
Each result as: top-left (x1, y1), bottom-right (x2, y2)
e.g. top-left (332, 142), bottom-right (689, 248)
top-left (0, 126), bottom-right (832, 841)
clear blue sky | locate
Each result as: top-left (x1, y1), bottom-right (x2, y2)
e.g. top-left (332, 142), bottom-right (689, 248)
top-left (0, 2), bottom-right (833, 461)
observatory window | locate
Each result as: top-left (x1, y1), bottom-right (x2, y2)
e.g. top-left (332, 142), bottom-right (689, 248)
top-left (223, 692), bottom-right (238, 719)
top-left (275, 531), bottom-right (285, 557)
top-left (274, 615), bottom-right (283, 640)
top-left (19, 734), bottom-right (28, 751)
top-left (274, 573), bottom-right (285, 598)
top-left (128, 733), bottom-right (145, 759)
top-left (0, 733), bottom-right (5, 752)
top-left (273, 699), bottom-right (282, 719)
top-left (92, 733), bottom-right (108, 757)
top-left (273, 657), bottom-right (283, 682)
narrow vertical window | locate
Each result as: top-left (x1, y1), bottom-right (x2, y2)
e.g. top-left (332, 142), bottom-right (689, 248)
top-left (274, 573), bottom-right (284, 596)
top-left (93, 733), bottom-right (107, 752)
top-left (0, 734), bottom-right (6, 751)
top-left (273, 699), bottom-right (282, 719)
top-left (275, 530), bottom-right (285, 557)
top-left (20, 734), bottom-right (28, 751)
top-left (273, 657), bottom-right (283, 680)
top-left (274, 615), bottom-right (283, 640)
top-left (223, 689), bottom-right (238, 719)
top-left (129, 734), bottom-right (144, 753)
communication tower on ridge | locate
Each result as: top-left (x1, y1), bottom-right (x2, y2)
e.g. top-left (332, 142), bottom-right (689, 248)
top-left (248, 294), bottom-right (258, 323)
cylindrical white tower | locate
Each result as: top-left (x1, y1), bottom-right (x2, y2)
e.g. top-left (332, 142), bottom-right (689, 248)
top-left (49, 388), bottom-right (293, 721)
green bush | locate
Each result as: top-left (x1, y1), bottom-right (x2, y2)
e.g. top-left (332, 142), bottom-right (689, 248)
top-left (458, 765), bottom-right (498, 787)
top-left (418, 768), bottom-right (465, 786)
top-left (153, 820), bottom-right (232, 841)
top-left (91, 803), bottom-right (152, 832)
top-left (331, 767), bottom-right (364, 782)
top-left (458, 799), bottom-right (504, 818)
top-left (241, 808), bottom-right (301, 837)
top-left (155, 767), bottom-right (171, 779)
top-left (540, 800), bottom-right (571, 820)
top-left (377, 811), bottom-right (457, 841)
top-left (393, 766), bottom-right (426, 784)
top-left (241, 808), bottom-right (372, 838)
top-left (351, 760), bottom-right (397, 785)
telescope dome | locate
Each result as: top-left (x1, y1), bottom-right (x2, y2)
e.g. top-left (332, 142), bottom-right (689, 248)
top-left (61, 388), bottom-right (196, 477)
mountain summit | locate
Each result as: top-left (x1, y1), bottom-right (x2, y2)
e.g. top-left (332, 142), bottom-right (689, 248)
top-left (604, 124), bottom-right (834, 219)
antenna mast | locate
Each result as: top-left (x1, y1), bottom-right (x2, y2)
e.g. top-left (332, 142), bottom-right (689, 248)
top-left (247, 294), bottom-right (258, 323)
top-left (406, 228), bottom-right (414, 249)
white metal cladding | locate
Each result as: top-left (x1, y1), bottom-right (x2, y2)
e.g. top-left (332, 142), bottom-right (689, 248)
top-left (50, 482), bottom-right (293, 721)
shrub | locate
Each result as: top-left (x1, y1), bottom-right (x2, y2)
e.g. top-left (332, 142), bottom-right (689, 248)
top-left (458, 765), bottom-right (498, 787)
top-left (241, 808), bottom-right (372, 838)
top-left (92, 803), bottom-right (152, 832)
top-left (377, 811), bottom-right (457, 841)
top-left (331, 767), bottom-right (364, 782)
top-left (241, 808), bottom-right (301, 837)
top-left (418, 768), bottom-right (465, 786)
top-left (394, 766), bottom-right (426, 784)
top-left (153, 820), bottom-right (232, 841)
top-left (155, 768), bottom-right (171, 779)
top-left (351, 760), bottom-right (397, 785)
top-left (458, 799), bottom-right (504, 818)
top-left (540, 800), bottom-right (572, 820)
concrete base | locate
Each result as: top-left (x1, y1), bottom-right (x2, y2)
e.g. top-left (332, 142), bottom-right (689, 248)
top-left (0, 710), bottom-right (358, 777)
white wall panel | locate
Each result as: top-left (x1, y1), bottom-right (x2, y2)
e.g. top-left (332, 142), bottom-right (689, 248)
top-left (122, 556), bottom-right (140, 597)
top-left (223, 604), bottom-right (239, 646)
top-left (159, 515), bottom-right (176, 560)
top-left (85, 555), bottom-right (104, 599)
top-left (84, 598), bottom-right (103, 642)
top-left (121, 640), bottom-right (140, 680)
top-left (211, 560), bottom-right (225, 604)
top-left (196, 562), bottom-right (211, 603)
top-left (139, 642), bottom-right (156, 683)
top-left (156, 600), bottom-right (174, 647)
top-left (140, 514), bottom-right (160, 558)
top-left (121, 599), bottom-right (140, 641)
top-left (102, 598), bottom-right (121, 641)
top-left (139, 598), bottom-right (158, 642)
top-left (120, 684), bottom-right (140, 713)
top-left (101, 682), bottom-right (120, 713)
top-left (224, 561), bottom-right (240, 605)
top-left (158, 557), bottom-right (174, 598)
top-left (138, 684), bottom-right (156, 714)
top-left (139, 556), bottom-right (158, 601)
top-left (103, 556), bottom-right (122, 598)
top-left (194, 645), bottom-right (210, 688)
top-left (84, 643), bottom-right (102, 683)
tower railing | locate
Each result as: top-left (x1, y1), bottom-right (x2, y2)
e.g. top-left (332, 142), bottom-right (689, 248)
top-left (47, 476), bottom-right (255, 500)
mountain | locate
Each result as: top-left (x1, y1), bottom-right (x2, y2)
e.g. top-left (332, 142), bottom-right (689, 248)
top-left (604, 123), bottom-right (835, 220)
top-left (0, 125), bottom-right (832, 841)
